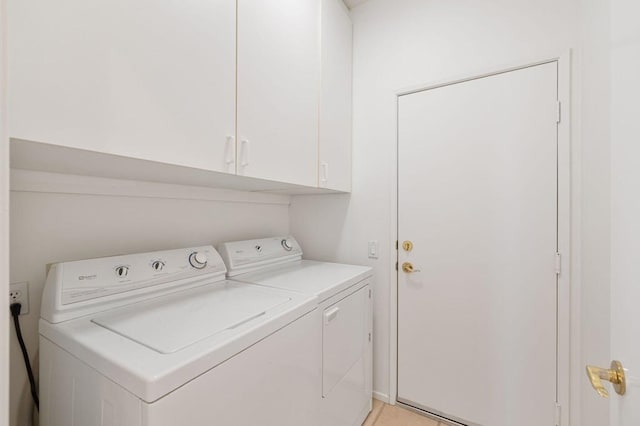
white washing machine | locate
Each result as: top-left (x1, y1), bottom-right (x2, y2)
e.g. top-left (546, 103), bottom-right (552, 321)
top-left (218, 236), bottom-right (373, 426)
top-left (39, 245), bottom-right (322, 426)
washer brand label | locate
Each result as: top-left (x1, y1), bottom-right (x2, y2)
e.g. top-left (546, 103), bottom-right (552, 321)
top-left (78, 275), bottom-right (97, 281)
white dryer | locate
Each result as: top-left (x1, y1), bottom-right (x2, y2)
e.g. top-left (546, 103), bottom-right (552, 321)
top-left (218, 236), bottom-right (373, 426)
top-left (39, 245), bottom-right (321, 426)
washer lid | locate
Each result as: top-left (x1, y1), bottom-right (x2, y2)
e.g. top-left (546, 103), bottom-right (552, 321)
top-left (40, 280), bottom-right (317, 403)
top-left (92, 284), bottom-right (291, 354)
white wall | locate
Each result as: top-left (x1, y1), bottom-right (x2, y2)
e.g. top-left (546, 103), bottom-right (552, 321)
top-left (8, 171), bottom-right (290, 426)
top-left (290, 0), bottom-right (612, 424)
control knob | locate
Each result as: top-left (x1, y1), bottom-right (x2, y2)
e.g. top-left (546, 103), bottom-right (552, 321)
top-left (189, 252), bottom-right (208, 269)
top-left (115, 266), bottom-right (129, 278)
top-left (151, 260), bottom-right (165, 271)
top-left (281, 239), bottom-right (293, 251)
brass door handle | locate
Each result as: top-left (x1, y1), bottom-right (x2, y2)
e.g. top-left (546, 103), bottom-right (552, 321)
top-left (402, 262), bottom-right (420, 273)
top-left (586, 360), bottom-right (626, 398)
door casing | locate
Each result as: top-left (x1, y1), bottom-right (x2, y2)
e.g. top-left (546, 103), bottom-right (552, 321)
top-left (0, 0), bottom-right (10, 422)
top-left (388, 52), bottom-right (574, 426)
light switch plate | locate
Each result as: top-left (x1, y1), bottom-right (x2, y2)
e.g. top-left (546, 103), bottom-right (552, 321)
top-left (368, 241), bottom-right (378, 259)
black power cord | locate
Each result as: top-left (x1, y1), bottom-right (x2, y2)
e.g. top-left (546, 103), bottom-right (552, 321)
top-left (10, 303), bottom-right (39, 410)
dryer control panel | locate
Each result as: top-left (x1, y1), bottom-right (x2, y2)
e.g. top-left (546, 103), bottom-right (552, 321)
top-left (41, 246), bottom-right (227, 323)
top-left (219, 236), bottom-right (303, 277)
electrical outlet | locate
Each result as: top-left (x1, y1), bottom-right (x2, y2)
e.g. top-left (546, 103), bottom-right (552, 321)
top-left (9, 282), bottom-right (29, 315)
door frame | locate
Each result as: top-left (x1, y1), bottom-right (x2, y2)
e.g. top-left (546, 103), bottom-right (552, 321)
top-left (388, 52), bottom-right (573, 426)
top-left (1, 0), bottom-right (10, 423)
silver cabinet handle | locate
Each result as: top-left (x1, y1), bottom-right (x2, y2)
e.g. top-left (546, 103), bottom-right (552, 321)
top-left (240, 139), bottom-right (250, 167)
top-left (225, 136), bottom-right (235, 165)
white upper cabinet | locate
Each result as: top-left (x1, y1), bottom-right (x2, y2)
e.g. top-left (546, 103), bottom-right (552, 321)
top-left (237, 0), bottom-right (321, 187)
top-left (319, 0), bottom-right (353, 191)
top-left (8, 0), bottom-right (237, 173)
top-left (9, 0), bottom-right (352, 192)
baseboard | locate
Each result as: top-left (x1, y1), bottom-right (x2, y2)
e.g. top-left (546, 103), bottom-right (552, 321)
top-left (373, 391), bottom-right (390, 404)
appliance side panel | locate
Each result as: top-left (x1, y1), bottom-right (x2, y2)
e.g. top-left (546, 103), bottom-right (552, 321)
top-left (39, 338), bottom-right (142, 426)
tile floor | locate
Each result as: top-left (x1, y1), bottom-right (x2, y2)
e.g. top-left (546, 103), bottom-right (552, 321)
top-left (363, 399), bottom-right (450, 426)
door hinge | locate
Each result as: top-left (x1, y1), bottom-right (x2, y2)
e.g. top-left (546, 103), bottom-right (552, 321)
top-left (556, 101), bottom-right (562, 123)
top-left (368, 332), bottom-right (372, 342)
top-left (395, 262), bottom-right (398, 271)
top-left (555, 403), bottom-right (561, 426)
top-left (395, 240), bottom-right (398, 250)
top-left (368, 289), bottom-right (372, 299)
top-left (555, 252), bottom-right (562, 275)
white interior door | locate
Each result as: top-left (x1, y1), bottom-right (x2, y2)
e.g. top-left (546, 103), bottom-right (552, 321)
top-left (397, 62), bottom-right (559, 426)
top-left (609, 0), bottom-right (640, 423)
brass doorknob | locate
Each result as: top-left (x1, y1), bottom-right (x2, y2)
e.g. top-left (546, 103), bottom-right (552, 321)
top-left (402, 241), bottom-right (413, 252)
top-left (586, 360), bottom-right (626, 397)
top-left (402, 262), bottom-right (420, 273)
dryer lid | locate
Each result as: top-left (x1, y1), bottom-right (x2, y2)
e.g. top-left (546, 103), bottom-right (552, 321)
top-left (232, 260), bottom-right (372, 302)
top-left (92, 282), bottom-right (291, 354)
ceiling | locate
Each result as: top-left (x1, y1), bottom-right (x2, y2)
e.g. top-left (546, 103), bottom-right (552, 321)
top-left (343, 0), bottom-right (370, 9)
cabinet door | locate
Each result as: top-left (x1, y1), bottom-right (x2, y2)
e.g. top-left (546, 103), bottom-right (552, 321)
top-left (8, 0), bottom-right (236, 173)
top-left (319, 0), bottom-right (352, 191)
top-left (237, 0), bottom-right (320, 187)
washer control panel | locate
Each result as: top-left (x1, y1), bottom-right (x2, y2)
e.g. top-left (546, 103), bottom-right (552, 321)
top-left (56, 246), bottom-right (225, 306)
